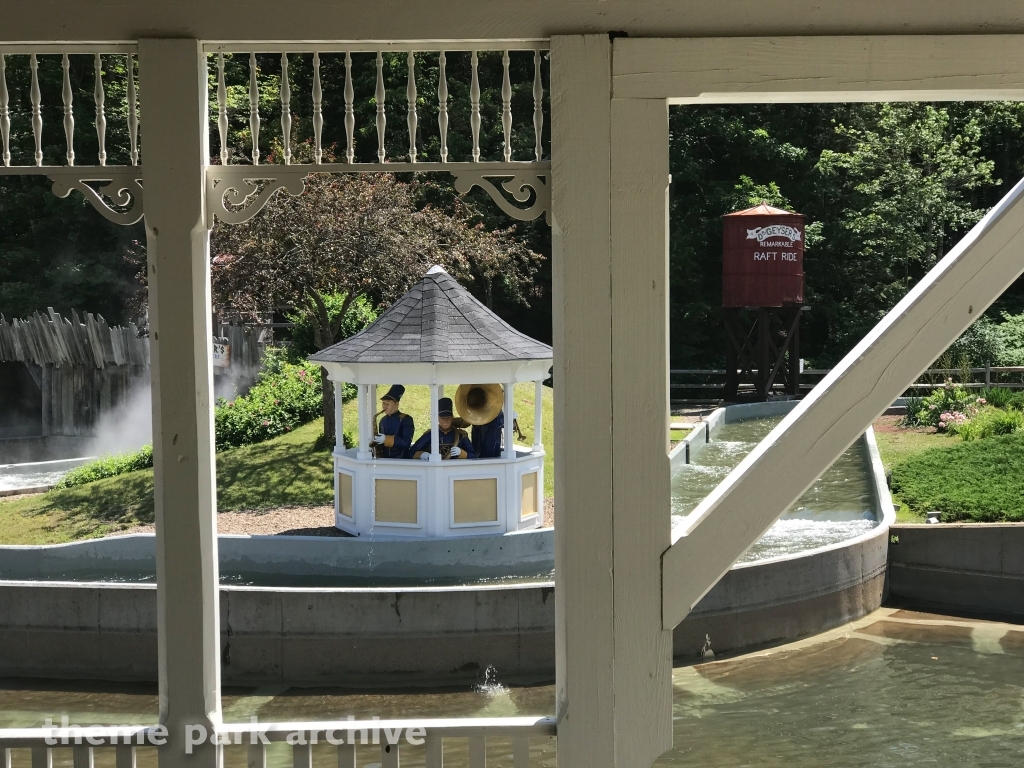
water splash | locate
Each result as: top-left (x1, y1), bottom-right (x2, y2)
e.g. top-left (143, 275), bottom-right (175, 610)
top-left (475, 665), bottom-right (508, 696)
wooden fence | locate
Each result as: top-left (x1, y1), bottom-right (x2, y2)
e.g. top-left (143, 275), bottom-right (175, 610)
top-left (0, 309), bottom-right (148, 369)
top-left (0, 310), bottom-right (150, 437)
top-left (671, 365), bottom-right (1024, 401)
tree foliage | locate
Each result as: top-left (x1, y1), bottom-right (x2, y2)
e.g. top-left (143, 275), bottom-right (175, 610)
top-left (210, 169), bottom-right (542, 441)
top-left (668, 101), bottom-right (1024, 367)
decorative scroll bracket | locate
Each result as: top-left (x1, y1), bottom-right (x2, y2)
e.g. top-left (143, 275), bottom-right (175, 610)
top-left (205, 165), bottom-right (550, 227)
top-left (206, 167), bottom-right (307, 226)
top-left (451, 171), bottom-right (549, 224)
top-left (48, 169), bottom-right (144, 226)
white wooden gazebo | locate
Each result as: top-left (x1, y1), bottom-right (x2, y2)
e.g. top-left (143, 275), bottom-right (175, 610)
top-left (311, 265), bottom-right (552, 537)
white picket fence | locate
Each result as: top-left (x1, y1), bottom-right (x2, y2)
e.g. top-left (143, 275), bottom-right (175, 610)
top-left (0, 718), bottom-right (558, 768)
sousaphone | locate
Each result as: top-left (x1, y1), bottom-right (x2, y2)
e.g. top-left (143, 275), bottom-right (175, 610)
top-left (454, 383), bottom-right (504, 426)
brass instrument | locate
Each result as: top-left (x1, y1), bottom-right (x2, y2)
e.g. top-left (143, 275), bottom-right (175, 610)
top-left (454, 383), bottom-right (503, 426)
top-left (368, 408), bottom-right (385, 457)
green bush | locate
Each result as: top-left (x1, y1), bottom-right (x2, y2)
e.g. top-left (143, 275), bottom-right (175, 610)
top-left (1008, 390), bottom-right (1024, 412)
top-left (951, 406), bottom-right (1024, 441)
top-left (901, 382), bottom-right (980, 430)
top-left (890, 433), bottom-right (1024, 522)
top-left (979, 386), bottom-right (1015, 409)
top-left (54, 446), bottom-right (154, 489)
top-left (215, 355), bottom-right (324, 451)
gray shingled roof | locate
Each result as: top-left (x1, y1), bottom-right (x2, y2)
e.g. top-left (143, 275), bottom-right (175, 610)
top-left (310, 266), bottom-right (552, 364)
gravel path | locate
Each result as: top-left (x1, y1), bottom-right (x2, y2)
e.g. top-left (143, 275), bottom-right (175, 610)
top-left (127, 505), bottom-right (348, 537)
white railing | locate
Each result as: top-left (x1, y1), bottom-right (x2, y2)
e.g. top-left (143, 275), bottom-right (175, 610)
top-left (0, 718), bottom-right (557, 768)
top-left (202, 42), bottom-right (550, 225)
top-left (0, 44), bottom-right (143, 224)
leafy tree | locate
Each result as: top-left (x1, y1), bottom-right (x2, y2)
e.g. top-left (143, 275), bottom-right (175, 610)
top-left (210, 170), bottom-right (542, 443)
top-left (812, 104), bottom-right (995, 357)
top-left (668, 102), bottom-right (1001, 367)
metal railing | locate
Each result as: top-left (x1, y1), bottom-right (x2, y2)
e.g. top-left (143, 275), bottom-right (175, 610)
top-left (0, 717), bottom-right (557, 768)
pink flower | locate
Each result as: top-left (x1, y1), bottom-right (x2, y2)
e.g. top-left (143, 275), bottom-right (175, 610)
top-left (262, 420), bottom-right (270, 426)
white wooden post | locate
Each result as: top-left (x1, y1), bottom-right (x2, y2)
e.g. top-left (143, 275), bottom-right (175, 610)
top-left (551, 34), bottom-right (615, 768)
top-left (334, 381), bottom-right (344, 451)
top-left (356, 384), bottom-right (371, 460)
top-left (138, 38), bottom-right (221, 768)
top-left (609, 96), bottom-right (674, 765)
top-left (503, 382), bottom-right (515, 458)
top-left (430, 384), bottom-right (441, 462)
top-left (533, 380), bottom-right (544, 452)
top-left (370, 383), bottom-right (379, 442)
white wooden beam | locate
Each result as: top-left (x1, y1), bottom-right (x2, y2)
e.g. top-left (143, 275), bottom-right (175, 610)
top-left (139, 37), bottom-right (221, 768)
top-left (609, 96), bottom-right (673, 765)
top-left (551, 34), bottom-right (614, 768)
top-left (613, 35), bottom-right (1024, 102)
top-left (5, 2), bottom-right (1024, 45)
top-left (663, 174), bottom-right (1024, 630)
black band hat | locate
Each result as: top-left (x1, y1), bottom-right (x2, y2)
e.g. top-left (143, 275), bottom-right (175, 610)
top-left (381, 385), bottom-right (405, 402)
top-left (438, 397), bottom-right (454, 417)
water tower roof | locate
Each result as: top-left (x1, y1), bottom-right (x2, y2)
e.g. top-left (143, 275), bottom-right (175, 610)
top-left (723, 203), bottom-right (803, 217)
top-left (310, 266), bottom-right (552, 366)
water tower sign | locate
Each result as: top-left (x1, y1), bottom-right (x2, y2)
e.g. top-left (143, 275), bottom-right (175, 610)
top-left (720, 203), bottom-right (807, 400)
top-left (722, 204), bottom-right (804, 307)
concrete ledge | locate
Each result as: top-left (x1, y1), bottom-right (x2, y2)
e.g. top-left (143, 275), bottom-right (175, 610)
top-left (0, 528), bottom-right (554, 583)
top-left (887, 523), bottom-right (1024, 618)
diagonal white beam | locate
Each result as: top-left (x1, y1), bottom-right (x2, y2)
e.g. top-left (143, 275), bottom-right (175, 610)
top-left (663, 174), bottom-right (1024, 630)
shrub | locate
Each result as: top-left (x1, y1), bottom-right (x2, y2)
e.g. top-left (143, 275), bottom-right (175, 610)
top-left (899, 396), bottom-right (926, 427)
top-left (952, 407), bottom-right (1024, 441)
top-left (214, 357), bottom-right (324, 450)
top-left (979, 386), bottom-right (1015, 410)
top-left (54, 445), bottom-right (154, 489)
top-left (890, 433), bottom-right (1024, 522)
top-left (905, 381), bottom-right (980, 429)
top-left (1008, 390), bottom-right (1024, 412)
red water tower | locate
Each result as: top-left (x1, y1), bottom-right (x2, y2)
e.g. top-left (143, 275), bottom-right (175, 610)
top-left (721, 203), bottom-right (806, 400)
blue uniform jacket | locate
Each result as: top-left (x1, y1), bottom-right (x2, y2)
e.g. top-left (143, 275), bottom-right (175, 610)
top-left (471, 411), bottom-right (504, 458)
top-left (411, 427), bottom-right (475, 459)
top-left (377, 412), bottom-right (414, 458)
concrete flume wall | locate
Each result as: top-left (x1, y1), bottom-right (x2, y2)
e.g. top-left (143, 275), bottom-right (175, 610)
top-left (887, 523), bottom-right (1024, 618)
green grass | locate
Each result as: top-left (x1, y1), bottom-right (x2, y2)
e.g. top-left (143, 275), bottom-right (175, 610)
top-left (0, 420), bottom-right (334, 545)
top-left (0, 386), bottom-right (557, 545)
top-left (889, 432), bottom-right (1024, 522)
top-left (872, 427), bottom-right (956, 469)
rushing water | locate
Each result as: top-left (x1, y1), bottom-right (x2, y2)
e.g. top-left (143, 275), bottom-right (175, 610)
top-left (2, 612), bottom-right (1022, 767)
top-left (672, 416), bottom-right (879, 562)
top-left (0, 469), bottom-right (70, 493)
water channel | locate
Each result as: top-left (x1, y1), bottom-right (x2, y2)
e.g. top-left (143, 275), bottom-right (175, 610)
top-left (672, 415), bottom-right (879, 562)
top-left (2, 611), bottom-right (1021, 766)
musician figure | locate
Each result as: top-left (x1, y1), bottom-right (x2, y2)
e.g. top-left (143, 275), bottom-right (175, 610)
top-left (471, 410), bottom-right (504, 458)
top-left (412, 397), bottom-right (475, 460)
top-left (369, 385), bottom-right (414, 459)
